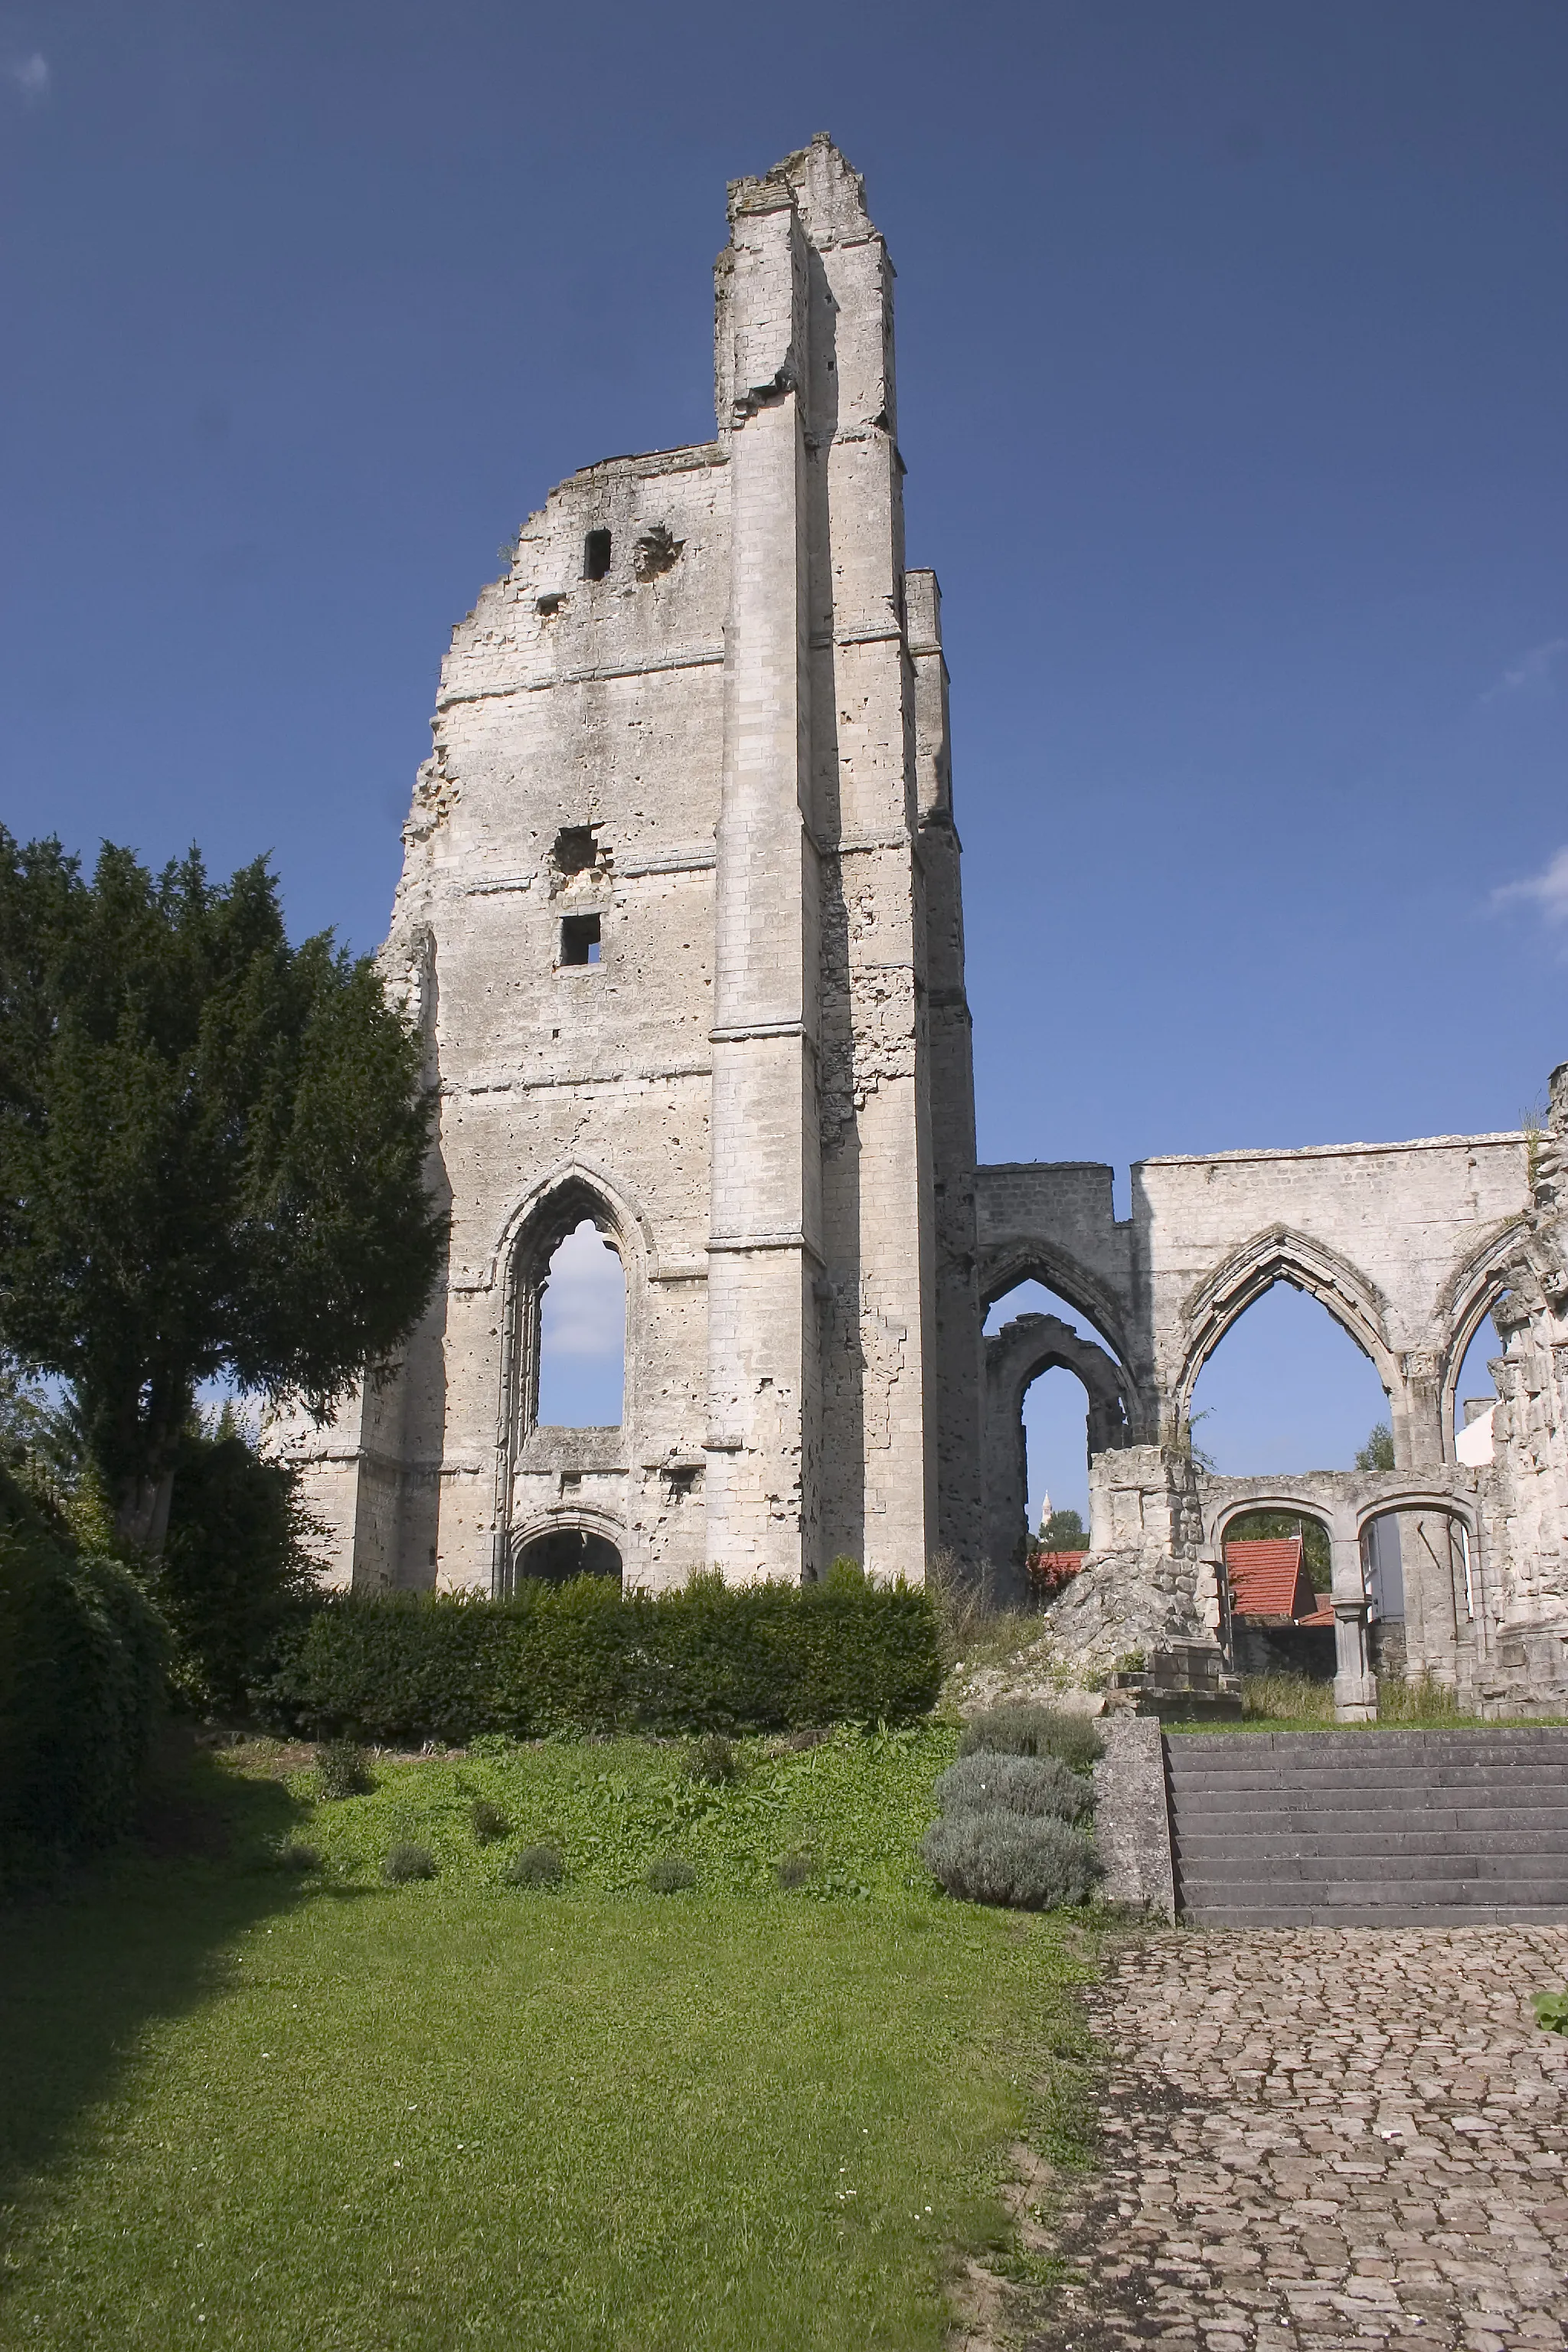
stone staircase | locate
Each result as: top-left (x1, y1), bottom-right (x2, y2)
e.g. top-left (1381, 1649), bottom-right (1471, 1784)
top-left (1165, 1726), bottom-right (1568, 1926)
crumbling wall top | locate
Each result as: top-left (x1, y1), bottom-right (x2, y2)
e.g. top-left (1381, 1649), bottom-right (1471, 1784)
top-left (727, 133), bottom-right (874, 247)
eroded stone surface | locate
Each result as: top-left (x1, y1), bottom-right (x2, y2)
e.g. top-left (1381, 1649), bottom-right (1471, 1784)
top-left (1031, 1926), bottom-right (1568, 2352)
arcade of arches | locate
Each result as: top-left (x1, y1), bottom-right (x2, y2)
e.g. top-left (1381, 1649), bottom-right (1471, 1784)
top-left (975, 1093), bottom-right (1568, 1719)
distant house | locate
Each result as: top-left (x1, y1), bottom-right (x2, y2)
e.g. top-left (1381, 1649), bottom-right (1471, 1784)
top-left (1028, 1549), bottom-right (1090, 1600)
top-left (1223, 1534), bottom-right (1335, 1675)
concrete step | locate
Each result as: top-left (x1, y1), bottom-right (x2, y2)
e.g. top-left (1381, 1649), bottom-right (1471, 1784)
top-left (1178, 1874), bottom-right (1568, 1908)
top-left (1171, 1786), bottom-right (1568, 1810)
top-left (1165, 1759), bottom-right (1568, 1769)
top-left (1175, 1850), bottom-right (1568, 1885)
top-left (1163, 1724), bottom-right (1568, 1922)
top-left (1174, 1825), bottom-right (1567, 1860)
top-left (1171, 1730), bottom-right (1568, 1753)
top-left (1186, 1903), bottom-right (1568, 1928)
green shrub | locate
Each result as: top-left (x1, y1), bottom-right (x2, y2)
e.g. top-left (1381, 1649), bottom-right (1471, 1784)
top-left (1533, 1989), bottom-right (1568, 2036)
top-left (136, 1412), bottom-right (320, 1717)
top-left (273, 1840), bottom-right (322, 1873)
top-left (502, 1844), bottom-right (564, 1889)
top-left (933, 1752), bottom-right (1093, 1824)
top-left (315, 1738), bottom-right (374, 1800)
top-left (382, 1842), bottom-right (436, 1883)
top-left (647, 1856), bottom-right (697, 1893)
top-left (260, 1575), bottom-right (941, 1744)
top-left (686, 1732), bottom-right (740, 1785)
top-left (469, 1798), bottom-right (511, 1843)
top-left (922, 1811), bottom-right (1099, 1909)
top-left (0, 1480), bottom-right (168, 1883)
top-left (956, 1704), bottom-right (1102, 1773)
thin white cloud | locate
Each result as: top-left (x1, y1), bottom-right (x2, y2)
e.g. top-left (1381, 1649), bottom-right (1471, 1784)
top-left (5, 51), bottom-right (49, 103)
top-left (1481, 637), bottom-right (1568, 704)
top-left (1491, 846), bottom-right (1568, 927)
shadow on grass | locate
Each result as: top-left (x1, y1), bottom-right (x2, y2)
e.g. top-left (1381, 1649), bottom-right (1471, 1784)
top-left (0, 1727), bottom-right (341, 2222)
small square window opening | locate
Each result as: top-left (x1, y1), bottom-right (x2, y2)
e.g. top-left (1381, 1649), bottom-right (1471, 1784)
top-left (583, 530), bottom-right (612, 581)
top-left (553, 826), bottom-right (599, 874)
top-left (560, 914), bottom-right (601, 966)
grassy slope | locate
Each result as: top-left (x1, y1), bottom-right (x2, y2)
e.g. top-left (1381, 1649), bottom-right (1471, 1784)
top-left (0, 1733), bottom-right (1094, 2352)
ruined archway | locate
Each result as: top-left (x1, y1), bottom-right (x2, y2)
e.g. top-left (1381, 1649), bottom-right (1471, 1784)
top-left (509, 1521), bottom-right (624, 1589)
top-left (1436, 1222), bottom-right (1521, 1462)
top-left (982, 1311), bottom-right (1130, 1576)
top-left (978, 1243), bottom-right (1152, 1439)
top-left (491, 1166), bottom-right (643, 1596)
top-left (1177, 1226), bottom-right (1400, 1443)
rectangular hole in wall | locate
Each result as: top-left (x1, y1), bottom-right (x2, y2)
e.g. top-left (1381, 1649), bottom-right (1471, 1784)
top-left (560, 913), bottom-right (601, 966)
top-left (583, 530), bottom-right (612, 581)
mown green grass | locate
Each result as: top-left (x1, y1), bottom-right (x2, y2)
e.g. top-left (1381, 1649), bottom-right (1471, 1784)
top-left (0, 1731), bottom-right (1096, 2352)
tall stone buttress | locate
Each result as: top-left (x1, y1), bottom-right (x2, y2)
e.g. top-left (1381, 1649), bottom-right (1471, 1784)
top-left (278, 139), bottom-right (983, 1592)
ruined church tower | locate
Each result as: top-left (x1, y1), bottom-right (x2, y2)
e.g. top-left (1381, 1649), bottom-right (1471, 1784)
top-left (290, 139), bottom-right (983, 1592)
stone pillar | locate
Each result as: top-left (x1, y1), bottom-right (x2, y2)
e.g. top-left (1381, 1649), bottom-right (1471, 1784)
top-left (794, 137), bottom-right (935, 1583)
top-left (704, 180), bottom-right (821, 1583)
top-left (1331, 1527), bottom-right (1377, 1720)
top-left (1395, 1350), bottom-right (1447, 1468)
top-left (909, 567), bottom-right (983, 1568)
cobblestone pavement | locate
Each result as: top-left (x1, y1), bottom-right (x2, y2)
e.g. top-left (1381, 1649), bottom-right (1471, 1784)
top-left (1028, 1926), bottom-right (1568, 2352)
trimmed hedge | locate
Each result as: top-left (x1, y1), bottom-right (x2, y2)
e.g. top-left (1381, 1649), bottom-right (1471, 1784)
top-left (0, 1487), bottom-right (168, 1884)
top-left (259, 1573), bottom-right (942, 1743)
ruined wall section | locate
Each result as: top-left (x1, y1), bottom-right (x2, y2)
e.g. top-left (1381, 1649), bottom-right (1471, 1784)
top-left (714, 136), bottom-right (939, 1582)
top-left (909, 569), bottom-right (983, 1564)
top-left (286, 137), bottom-right (969, 1597)
top-left (1487, 1062), bottom-right (1568, 1707)
top-left (1136, 1135), bottom-right (1530, 1466)
top-left (286, 440), bottom-right (733, 1593)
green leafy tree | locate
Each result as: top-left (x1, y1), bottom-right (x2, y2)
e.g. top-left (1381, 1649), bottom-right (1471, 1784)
top-left (1355, 1422), bottom-right (1396, 1472)
top-left (142, 1405), bottom-right (321, 1715)
top-left (0, 832), bottom-right (444, 1550)
top-left (1038, 1506), bottom-right (1089, 1551)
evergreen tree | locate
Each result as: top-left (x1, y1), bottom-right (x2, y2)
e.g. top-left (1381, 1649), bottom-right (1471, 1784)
top-left (0, 831), bottom-right (444, 1548)
top-left (1355, 1421), bottom-right (1396, 1472)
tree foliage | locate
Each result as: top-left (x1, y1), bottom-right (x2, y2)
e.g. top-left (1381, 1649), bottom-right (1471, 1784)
top-left (1038, 1506), bottom-right (1088, 1550)
top-left (1355, 1421), bottom-right (1396, 1472)
top-left (0, 831), bottom-right (444, 1542)
top-left (140, 1406), bottom-right (322, 1716)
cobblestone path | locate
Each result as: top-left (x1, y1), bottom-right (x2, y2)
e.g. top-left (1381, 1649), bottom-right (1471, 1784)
top-left (1030, 1926), bottom-right (1568, 2352)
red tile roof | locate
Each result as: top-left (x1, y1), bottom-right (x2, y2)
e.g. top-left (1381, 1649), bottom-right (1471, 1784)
top-left (1224, 1536), bottom-right (1320, 1623)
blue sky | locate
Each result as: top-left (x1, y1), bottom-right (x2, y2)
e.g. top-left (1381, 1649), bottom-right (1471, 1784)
top-left (5, 2), bottom-right (1563, 1504)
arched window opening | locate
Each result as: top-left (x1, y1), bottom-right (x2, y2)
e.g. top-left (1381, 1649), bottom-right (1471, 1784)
top-left (1187, 1282), bottom-right (1388, 1474)
top-left (536, 1220), bottom-right (625, 1428)
top-left (1220, 1508), bottom-right (1335, 1683)
top-left (513, 1528), bottom-right (622, 1587)
top-left (983, 1278), bottom-right (1115, 1359)
top-left (1361, 1508), bottom-right (1475, 1684)
top-left (1023, 1364), bottom-right (1092, 1550)
top-left (1452, 1314), bottom-right (1501, 1460)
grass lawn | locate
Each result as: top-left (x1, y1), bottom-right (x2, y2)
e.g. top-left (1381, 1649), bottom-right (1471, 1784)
top-left (1164, 1671), bottom-right (1568, 1733)
top-left (0, 1727), bottom-right (1096, 2352)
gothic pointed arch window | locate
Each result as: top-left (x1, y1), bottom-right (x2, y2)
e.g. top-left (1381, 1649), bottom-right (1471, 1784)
top-left (506, 1185), bottom-right (627, 1439)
